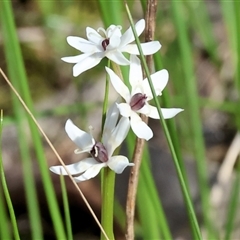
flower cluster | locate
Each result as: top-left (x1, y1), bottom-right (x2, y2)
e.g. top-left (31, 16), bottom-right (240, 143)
top-left (50, 19), bottom-right (183, 181)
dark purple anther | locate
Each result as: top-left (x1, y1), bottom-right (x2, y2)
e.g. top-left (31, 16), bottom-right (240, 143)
top-left (102, 38), bottom-right (110, 51)
top-left (130, 93), bottom-right (147, 111)
top-left (90, 142), bottom-right (108, 163)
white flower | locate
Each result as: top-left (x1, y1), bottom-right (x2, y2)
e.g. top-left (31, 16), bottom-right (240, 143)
top-left (61, 19), bottom-right (161, 76)
top-left (106, 55), bottom-right (184, 141)
top-left (50, 104), bottom-right (133, 182)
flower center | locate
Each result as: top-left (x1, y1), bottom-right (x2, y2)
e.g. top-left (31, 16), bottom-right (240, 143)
top-left (102, 38), bottom-right (110, 51)
top-left (90, 142), bottom-right (108, 163)
top-left (130, 93), bottom-right (147, 111)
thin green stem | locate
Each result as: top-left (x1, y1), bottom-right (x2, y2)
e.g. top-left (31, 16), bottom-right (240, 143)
top-left (139, 146), bottom-right (172, 239)
top-left (0, 111), bottom-right (20, 240)
top-left (171, 0), bottom-right (212, 238)
top-left (100, 60), bottom-right (114, 240)
top-left (0, 1), bottom-right (66, 239)
top-left (101, 168), bottom-right (116, 240)
top-left (125, 2), bottom-right (202, 239)
top-left (60, 173), bottom-right (73, 240)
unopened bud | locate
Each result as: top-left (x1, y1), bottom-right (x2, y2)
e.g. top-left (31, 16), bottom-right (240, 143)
top-left (90, 142), bottom-right (108, 163)
top-left (130, 93), bottom-right (147, 111)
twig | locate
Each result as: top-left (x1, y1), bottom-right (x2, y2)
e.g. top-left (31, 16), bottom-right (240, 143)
top-left (125, 1), bottom-right (157, 239)
top-left (0, 68), bottom-right (110, 240)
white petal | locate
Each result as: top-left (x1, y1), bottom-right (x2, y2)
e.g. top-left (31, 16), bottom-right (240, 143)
top-left (120, 19), bottom-right (145, 47)
top-left (130, 112), bottom-right (153, 140)
top-left (49, 158), bottom-right (97, 175)
top-left (73, 162), bottom-right (106, 182)
top-left (86, 27), bottom-right (103, 45)
top-left (142, 69), bottom-right (169, 99)
top-left (108, 156), bottom-right (134, 174)
top-left (104, 117), bottom-right (130, 156)
top-left (107, 25), bottom-right (122, 39)
top-left (105, 67), bottom-right (131, 101)
top-left (65, 119), bottom-right (94, 150)
top-left (73, 55), bottom-right (102, 76)
top-left (61, 53), bottom-right (92, 63)
top-left (122, 41), bottom-right (161, 55)
top-left (129, 55), bottom-right (143, 87)
top-left (107, 34), bottom-right (121, 50)
top-left (106, 50), bottom-right (130, 65)
top-left (66, 36), bottom-right (99, 53)
top-left (116, 103), bottom-right (132, 117)
top-left (139, 105), bottom-right (184, 119)
top-left (103, 103), bottom-right (119, 136)
top-left (137, 103), bottom-right (152, 116)
top-left (160, 107), bottom-right (184, 119)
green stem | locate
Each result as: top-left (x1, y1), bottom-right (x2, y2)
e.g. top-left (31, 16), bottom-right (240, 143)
top-left (60, 173), bottom-right (73, 240)
top-left (100, 60), bottom-right (114, 240)
top-left (125, 2), bottom-right (202, 239)
top-left (101, 168), bottom-right (116, 240)
top-left (0, 1), bottom-right (66, 239)
top-left (0, 111), bottom-right (20, 240)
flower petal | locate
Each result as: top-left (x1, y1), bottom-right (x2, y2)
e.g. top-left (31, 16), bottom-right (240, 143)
top-left (116, 103), bottom-right (132, 117)
top-left (107, 25), bottom-right (122, 39)
top-left (130, 112), bottom-right (153, 140)
top-left (129, 55), bottom-right (143, 87)
top-left (86, 27), bottom-right (103, 45)
top-left (65, 119), bottom-right (94, 150)
top-left (107, 34), bottom-right (121, 50)
top-left (120, 19), bottom-right (145, 47)
top-left (103, 103), bottom-right (119, 136)
top-left (105, 67), bottom-right (131, 101)
top-left (66, 36), bottom-right (99, 53)
top-left (104, 117), bottom-right (130, 156)
top-left (122, 41), bottom-right (161, 55)
top-left (73, 55), bottom-right (102, 76)
top-left (142, 106), bottom-right (184, 119)
top-left (49, 158), bottom-right (97, 175)
top-left (61, 52), bottom-right (92, 63)
top-left (142, 69), bottom-right (169, 99)
top-left (106, 50), bottom-right (130, 65)
top-left (108, 156), bottom-right (134, 174)
top-left (74, 162), bottom-right (106, 182)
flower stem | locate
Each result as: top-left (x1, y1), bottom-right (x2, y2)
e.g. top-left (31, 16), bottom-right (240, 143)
top-left (101, 60), bottom-right (115, 240)
top-left (101, 168), bottom-right (116, 240)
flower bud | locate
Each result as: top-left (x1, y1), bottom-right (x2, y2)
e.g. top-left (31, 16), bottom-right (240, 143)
top-left (90, 142), bottom-right (108, 163)
top-left (130, 93), bottom-right (147, 111)
top-left (102, 38), bottom-right (110, 51)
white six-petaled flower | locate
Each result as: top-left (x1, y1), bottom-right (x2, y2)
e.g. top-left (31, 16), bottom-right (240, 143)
top-left (106, 55), bottom-right (184, 141)
top-left (61, 19), bottom-right (161, 77)
top-left (50, 104), bottom-right (133, 182)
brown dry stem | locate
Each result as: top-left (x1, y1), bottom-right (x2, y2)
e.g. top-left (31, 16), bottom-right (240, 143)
top-left (125, 1), bottom-right (158, 239)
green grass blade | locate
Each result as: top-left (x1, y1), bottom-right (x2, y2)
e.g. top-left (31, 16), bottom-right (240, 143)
top-left (219, 0), bottom-right (237, 64)
top-left (170, 1), bottom-right (214, 238)
top-left (125, 2), bottom-right (202, 239)
top-left (138, 146), bottom-right (172, 239)
top-left (98, 0), bottom-right (123, 25)
top-left (233, 0), bottom-right (240, 130)
top-left (60, 173), bottom-right (73, 240)
top-left (0, 111), bottom-right (20, 240)
top-left (0, 3), bottom-right (43, 239)
top-left (0, 1), bottom-right (66, 239)
top-left (184, 1), bottom-right (219, 65)
top-left (0, 187), bottom-right (11, 240)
